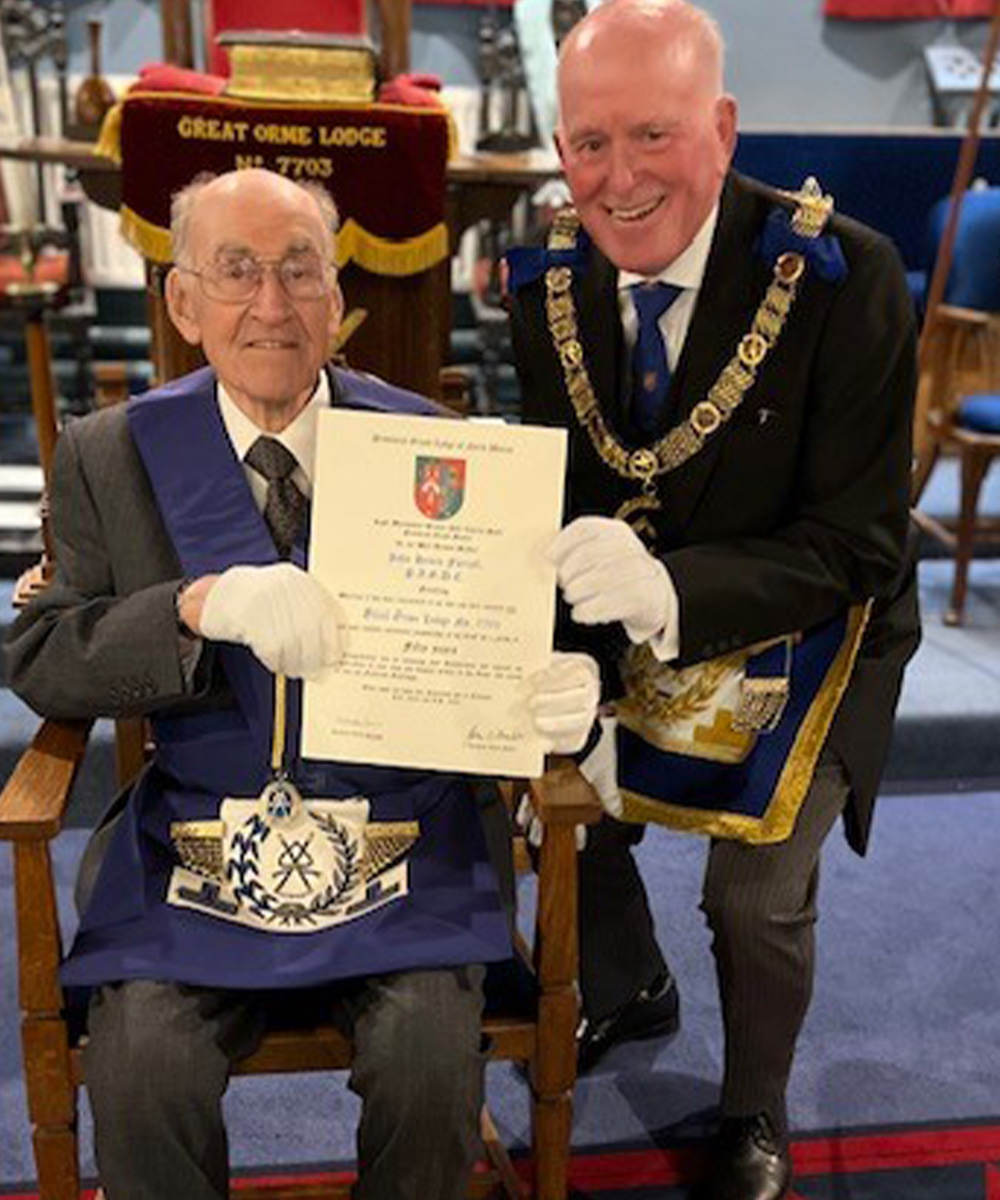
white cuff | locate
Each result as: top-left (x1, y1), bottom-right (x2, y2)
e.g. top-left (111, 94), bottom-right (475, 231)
top-left (622, 559), bottom-right (680, 660)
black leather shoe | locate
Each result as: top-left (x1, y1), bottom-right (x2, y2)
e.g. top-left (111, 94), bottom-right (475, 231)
top-left (576, 973), bottom-right (680, 1073)
top-left (709, 1113), bottom-right (792, 1200)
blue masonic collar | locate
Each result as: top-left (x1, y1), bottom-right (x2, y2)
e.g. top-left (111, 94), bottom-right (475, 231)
top-left (756, 206), bottom-right (847, 283)
top-left (128, 368), bottom-right (282, 577)
top-left (505, 227), bottom-right (593, 292)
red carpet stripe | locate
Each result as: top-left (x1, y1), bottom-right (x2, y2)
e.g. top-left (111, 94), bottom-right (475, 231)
top-left (5, 1122), bottom-right (1000, 1198)
top-left (561, 1121), bottom-right (1000, 1190)
top-left (233, 1169), bottom-right (356, 1188)
top-left (792, 1123), bottom-right (1000, 1173)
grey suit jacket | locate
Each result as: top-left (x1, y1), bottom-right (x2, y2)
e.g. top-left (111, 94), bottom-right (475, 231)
top-left (8, 400), bottom-right (202, 721)
top-left (6, 375), bottom-right (518, 923)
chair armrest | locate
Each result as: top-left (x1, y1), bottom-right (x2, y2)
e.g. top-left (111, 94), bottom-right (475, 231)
top-left (0, 719), bottom-right (93, 842)
top-left (529, 756), bottom-right (603, 828)
top-left (935, 304), bottom-right (992, 330)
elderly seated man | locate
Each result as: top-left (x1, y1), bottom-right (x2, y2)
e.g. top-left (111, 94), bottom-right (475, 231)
top-left (5, 167), bottom-right (599, 1200)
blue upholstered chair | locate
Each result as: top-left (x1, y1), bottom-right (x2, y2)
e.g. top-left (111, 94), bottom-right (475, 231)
top-left (913, 302), bottom-right (1000, 625)
top-left (908, 186), bottom-right (1000, 319)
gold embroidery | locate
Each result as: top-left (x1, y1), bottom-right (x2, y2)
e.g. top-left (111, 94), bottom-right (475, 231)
top-left (171, 821), bottom-right (226, 880)
top-left (170, 816), bottom-right (419, 884)
top-left (693, 708), bottom-right (754, 753)
top-left (619, 644), bottom-right (740, 725)
top-left (733, 677), bottom-right (790, 733)
top-left (617, 605), bottom-right (871, 843)
top-left (359, 822), bottom-right (420, 881)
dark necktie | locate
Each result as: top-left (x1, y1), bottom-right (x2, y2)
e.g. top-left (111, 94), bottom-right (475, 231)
top-left (629, 282), bottom-right (683, 435)
top-left (245, 436), bottom-right (309, 558)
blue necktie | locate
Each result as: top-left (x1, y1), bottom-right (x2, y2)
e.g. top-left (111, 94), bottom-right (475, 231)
top-left (630, 282), bottom-right (683, 434)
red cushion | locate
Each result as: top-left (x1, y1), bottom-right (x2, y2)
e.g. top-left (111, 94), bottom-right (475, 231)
top-left (0, 250), bottom-right (69, 294)
top-left (378, 74), bottom-right (444, 108)
top-left (133, 63), bottom-right (227, 96)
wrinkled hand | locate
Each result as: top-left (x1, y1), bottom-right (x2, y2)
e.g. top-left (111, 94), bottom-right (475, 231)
top-left (527, 651), bottom-right (600, 755)
top-left (199, 563), bottom-right (342, 679)
top-left (548, 516), bottom-right (676, 645)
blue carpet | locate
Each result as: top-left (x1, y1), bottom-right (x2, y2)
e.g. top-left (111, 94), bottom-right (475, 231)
top-left (9, 1122), bottom-right (1000, 1197)
top-left (3, 454), bottom-right (1000, 1189)
top-left (3, 787), bottom-right (1000, 1189)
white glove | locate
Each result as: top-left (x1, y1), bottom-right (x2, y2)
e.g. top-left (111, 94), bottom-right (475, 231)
top-left (513, 713), bottom-right (620, 851)
top-left (515, 792), bottom-right (588, 851)
top-left (548, 516), bottom-right (677, 646)
top-left (579, 714), bottom-right (623, 819)
top-left (527, 651), bottom-right (600, 754)
top-left (200, 563), bottom-right (342, 679)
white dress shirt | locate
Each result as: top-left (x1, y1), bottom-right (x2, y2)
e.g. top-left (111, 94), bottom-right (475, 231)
top-left (218, 371), bottom-right (330, 508)
top-left (617, 204), bottom-right (719, 369)
top-left (614, 207), bottom-right (719, 662)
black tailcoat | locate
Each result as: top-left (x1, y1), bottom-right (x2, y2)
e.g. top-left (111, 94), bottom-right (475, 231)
top-left (510, 172), bottom-right (920, 852)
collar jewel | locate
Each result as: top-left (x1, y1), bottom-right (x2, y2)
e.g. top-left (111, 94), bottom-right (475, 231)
top-left (759, 178), bottom-right (846, 284)
top-left (542, 177), bottom-right (835, 536)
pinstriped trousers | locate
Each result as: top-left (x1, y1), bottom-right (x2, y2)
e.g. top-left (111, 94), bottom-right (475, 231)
top-left (578, 748), bottom-right (850, 1130)
top-left (83, 966), bottom-right (487, 1200)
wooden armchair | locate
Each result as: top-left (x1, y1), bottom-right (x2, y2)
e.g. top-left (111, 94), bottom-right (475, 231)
top-left (912, 303), bottom-right (1000, 625)
top-left (0, 715), bottom-right (601, 1200)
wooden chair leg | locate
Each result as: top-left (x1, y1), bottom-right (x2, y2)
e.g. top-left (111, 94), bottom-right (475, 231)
top-left (530, 1089), bottom-right (573, 1200)
top-left (480, 1105), bottom-right (526, 1199)
top-left (530, 821), bottom-right (580, 1200)
top-left (32, 1126), bottom-right (80, 1200)
top-left (24, 310), bottom-right (60, 485)
top-left (15, 842), bottom-right (80, 1200)
top-left (945, 447), bottom-right (991, 625)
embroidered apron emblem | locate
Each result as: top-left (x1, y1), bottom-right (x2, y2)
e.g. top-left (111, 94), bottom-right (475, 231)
top-left (168, 796), bottom-right (419, 933)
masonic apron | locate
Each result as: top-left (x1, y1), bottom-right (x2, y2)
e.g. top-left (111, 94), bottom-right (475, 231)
top-left (60, 369), bottom-right (513, 989)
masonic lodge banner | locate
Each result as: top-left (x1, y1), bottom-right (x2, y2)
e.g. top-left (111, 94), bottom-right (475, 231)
top-left (100, 90), bottom-right (454, 276)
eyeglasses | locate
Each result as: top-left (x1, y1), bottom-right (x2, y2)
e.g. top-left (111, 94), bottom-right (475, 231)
top-left (178, 252), bottom-right (336, 303)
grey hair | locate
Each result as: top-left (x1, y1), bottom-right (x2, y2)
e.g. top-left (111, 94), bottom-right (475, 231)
top-left (169, 171), bottom-right (340, 265)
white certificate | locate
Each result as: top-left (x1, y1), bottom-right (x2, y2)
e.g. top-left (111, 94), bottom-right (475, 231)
top-left (302, 409), bottom-right (568, 775)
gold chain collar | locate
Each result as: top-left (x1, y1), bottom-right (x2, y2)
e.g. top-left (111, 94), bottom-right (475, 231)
top-left (543, 178), bottom-right (833, 529)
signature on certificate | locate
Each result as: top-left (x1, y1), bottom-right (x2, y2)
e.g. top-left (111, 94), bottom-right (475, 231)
top-left (466, 724), bottom-right (526, 747)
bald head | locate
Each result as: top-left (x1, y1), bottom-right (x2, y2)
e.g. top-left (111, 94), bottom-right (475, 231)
top-left (553, 0), bottom-right (735, 275)
top-left (558, 0), bottom-right (726, 115)
top-left (171, 168), bottom-right (338, 267)
top-left (164, 167), bottom-right (344, 432)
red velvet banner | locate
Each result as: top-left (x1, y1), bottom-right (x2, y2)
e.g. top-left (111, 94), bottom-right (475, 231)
top-left (113, 91), bottom-right (452, 274)
top-left (413, 0), bottom-right (514, 7)
top-left (825, 0), bottom-right (992, 17)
